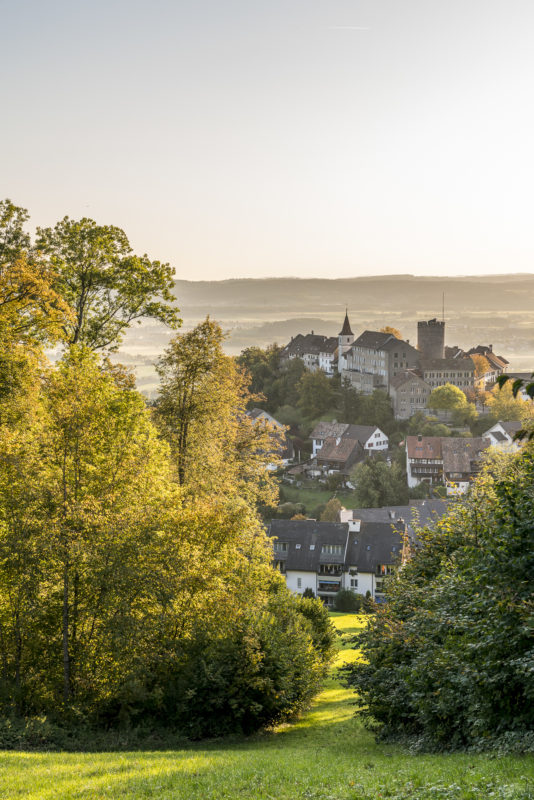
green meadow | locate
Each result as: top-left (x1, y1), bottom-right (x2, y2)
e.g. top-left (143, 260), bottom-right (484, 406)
top-left (0, 613), bottom-right (532, 800)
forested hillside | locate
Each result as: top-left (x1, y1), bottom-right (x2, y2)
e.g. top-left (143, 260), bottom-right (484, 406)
top-left (0, 200), bottom-right (335, 740)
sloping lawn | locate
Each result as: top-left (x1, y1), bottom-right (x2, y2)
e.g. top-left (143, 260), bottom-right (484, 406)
top-left (0, 614), bottom-right (532, 799)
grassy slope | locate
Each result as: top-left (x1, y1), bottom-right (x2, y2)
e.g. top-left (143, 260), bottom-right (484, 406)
top-left (0, 614), bottom-right (532, 800)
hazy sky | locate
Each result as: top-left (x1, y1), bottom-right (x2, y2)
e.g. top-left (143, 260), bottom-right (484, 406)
top-left (2, 0), bottom-right (533, 280)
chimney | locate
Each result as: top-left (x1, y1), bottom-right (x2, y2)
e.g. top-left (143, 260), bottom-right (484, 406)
top-left (311, 330), bottom-right (314, 335)
top-left (417, 434), bottom-right (423, 442)
top-left (388, 510), bottom-right (396, 520)
top-left (349, 518), bottom-right (361, 533)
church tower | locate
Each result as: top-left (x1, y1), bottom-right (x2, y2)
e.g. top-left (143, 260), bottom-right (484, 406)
top-left (338, 310), bottom-right (354, 372)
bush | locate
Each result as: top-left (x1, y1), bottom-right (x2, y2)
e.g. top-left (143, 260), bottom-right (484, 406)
top-left (333, 588), bottom-right (363, 612)
top-left (342, 447), bottom-right (534, 750)
top-left (98, 586), bottom-right (336, 738)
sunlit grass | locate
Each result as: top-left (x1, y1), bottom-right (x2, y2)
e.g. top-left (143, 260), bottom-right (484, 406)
top-left (0, 613), bottom-right (532, 799)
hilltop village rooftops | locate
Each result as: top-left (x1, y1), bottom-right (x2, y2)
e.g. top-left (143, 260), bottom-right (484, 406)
top-left (350, 330), bottom-right (397, 351)
top-left (316, 437), bottom-right (362, 464)
top-left (310, 422), bottom-right (382, 445)
top-left (389, 369), bottom-right (427, 389)
top-left (418, 356), bottom-right (475, 372)
top-left (499, 421), bottom-right (523, 436)
top-left (406, 436), bottom-right (443, 459)
top-left (441, 437), bottom-right (489, 474)
top-left (310, 421), bottom-right (350, 441)
top-left (268, 519), bottom-right (404, 573)
top-left (342, 499), bottom-right (449, 529)
top-left (281, 333), bottom-right (338, 357)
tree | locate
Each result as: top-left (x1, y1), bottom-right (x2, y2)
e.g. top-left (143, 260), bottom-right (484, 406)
top-left (471, 353), bottom-right (491, 378)
top-left (405, 411), bottom-right (451, 438)
top-left (35, 216), bottom-right (180, 350)
top-left (487, 380), bottom-right (534, 423)
top-left (342, 448), bottom-right (534, 750)
top-left (380, 326), bottom-right (402, 339)
top-left (350, 457), bottom-right (408, 507)
top-left (427, 383), bottom-right (477, 427)
top-left (0, 199), bottom-right (30, 262)
top-left (320, 498), bottom-right (342, 522)
top-left (155, 318), bottom-right (280, 507)
top-left (297, 371), bottom-right (335, 420)
top-left (428, 383), bottom-right (469, 412)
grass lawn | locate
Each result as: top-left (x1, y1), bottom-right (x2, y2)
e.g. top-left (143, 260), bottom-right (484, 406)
top-left (0, 614), bottom-right (532, 799)
top-left (282, 485), bottom-right (361, 513)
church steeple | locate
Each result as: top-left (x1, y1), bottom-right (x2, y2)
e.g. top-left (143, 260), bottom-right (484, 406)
top-left (339, 309), bottom-right (353, 337)
top-left (337, 309), bottom-right (354, 373)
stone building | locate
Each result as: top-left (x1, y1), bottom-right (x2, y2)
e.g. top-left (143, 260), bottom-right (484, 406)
top-left (417, 318), bottom-right (445, 359)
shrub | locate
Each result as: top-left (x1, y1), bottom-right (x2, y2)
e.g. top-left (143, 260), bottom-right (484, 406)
top-left (342, 447), bottom-right (534, 750)
top-left (333, 588), bottom-right (363, 612)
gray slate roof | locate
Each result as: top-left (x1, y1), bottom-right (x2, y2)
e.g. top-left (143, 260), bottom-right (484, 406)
top-left (268, 519), bottom-right (404, 573)
top-left (419, 357), bottom-right (475, 372)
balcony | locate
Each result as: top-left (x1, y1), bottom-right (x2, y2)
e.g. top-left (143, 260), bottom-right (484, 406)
top-left (318, 581), bottom-right (341, 593)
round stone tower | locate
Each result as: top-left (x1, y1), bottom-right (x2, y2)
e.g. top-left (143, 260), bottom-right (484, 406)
top-left (417, 318), bottom-right (445, 359)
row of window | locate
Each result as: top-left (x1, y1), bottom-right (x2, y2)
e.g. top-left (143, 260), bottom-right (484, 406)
top-left (273, 542), bottom-right (344, 555)
top-left (425, 371), bottom-right (472, 378)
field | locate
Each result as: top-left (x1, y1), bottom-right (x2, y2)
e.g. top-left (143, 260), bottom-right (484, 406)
top-left (0, 614), bottom-right (532, 799)
top-left (281, 484), bottom-right (360, 514)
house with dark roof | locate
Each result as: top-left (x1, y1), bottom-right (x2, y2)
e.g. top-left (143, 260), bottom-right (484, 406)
top-left (315, 436), bottom-right (364, 473)
top-left (441, 437), bottom-right (489, 494)
top-left (482, 420), bottom-right (522, 451)
top-left (406, 434), bottom-right (490, 494)
top-left (280, 333), bottom-right (338, 374)
top-left (340, 499), bottom-right (450, 539)
top-left (268, 518), bottom-right (406, 604)
top-left (310, 422), bottom-right (389, 470)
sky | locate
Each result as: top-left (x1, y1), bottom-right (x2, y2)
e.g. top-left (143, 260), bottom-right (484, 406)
top-left (2, 0), bottom-right (534, 280)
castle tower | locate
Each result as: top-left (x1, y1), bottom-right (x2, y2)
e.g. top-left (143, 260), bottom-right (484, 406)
top-left (417, 318), bottom-right (445, 359)
top-left (338, 310), bottom-right (354, 372)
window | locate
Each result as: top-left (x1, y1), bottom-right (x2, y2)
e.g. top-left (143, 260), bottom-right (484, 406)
top-left (297, 577), bottom-right (302, 588)
top-left (350, 578), bottom-right (358, 589)
top-left (273, 541), bottom-right (288, 553)
top-left (295, 543), bottom-right (301, 549)
top-left (310, 544), bottom-right (315, 550)
top-left (321, 544), bottom-right (343, 555)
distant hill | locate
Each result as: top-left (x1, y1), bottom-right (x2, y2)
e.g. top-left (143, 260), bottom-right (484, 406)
top-left (117, 274), bottom-right (534, 392)
top-left (173, 274), bottom-right (534, 316)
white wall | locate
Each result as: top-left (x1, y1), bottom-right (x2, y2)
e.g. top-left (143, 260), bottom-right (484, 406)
top-left (285, 570), bottom-right (317, 595)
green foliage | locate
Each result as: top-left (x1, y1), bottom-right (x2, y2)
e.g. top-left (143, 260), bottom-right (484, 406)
top-left (343, 447), bottom-right (534, 750)
top-left (0, 199), bottom-right (30, 261)
top-left (350, 456), bottom-right (409, 507)
top-left (334, 589), bottom-right (363, 612)
top-left (405, 412), bottom-right (451, 437)
top-left (35, 215), bottom-right (180, 350)
top-left (428, 383), bottom-right (469, 411)
top-left (155, 318), bottom-right (280, 507)
top-left (320, 497), bottom-right (342, 521)
top-left (297, 371), bottom-right (336, 419)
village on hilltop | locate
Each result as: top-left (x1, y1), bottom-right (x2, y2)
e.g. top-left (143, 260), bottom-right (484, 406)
top-left (255, 312), bottom-right (532, 607)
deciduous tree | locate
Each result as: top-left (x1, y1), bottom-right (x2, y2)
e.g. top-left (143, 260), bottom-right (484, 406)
top-left (36, 216), bottom-right (180, 350)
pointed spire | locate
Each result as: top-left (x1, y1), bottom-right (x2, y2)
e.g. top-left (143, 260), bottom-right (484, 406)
top-left (339, 308), bottom-right (353, 336)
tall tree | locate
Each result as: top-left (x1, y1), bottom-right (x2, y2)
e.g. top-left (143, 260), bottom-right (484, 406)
top-left (35, 216), bottom-right (180, 350)
top-left (155, 318), bottom-right (280, 507)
